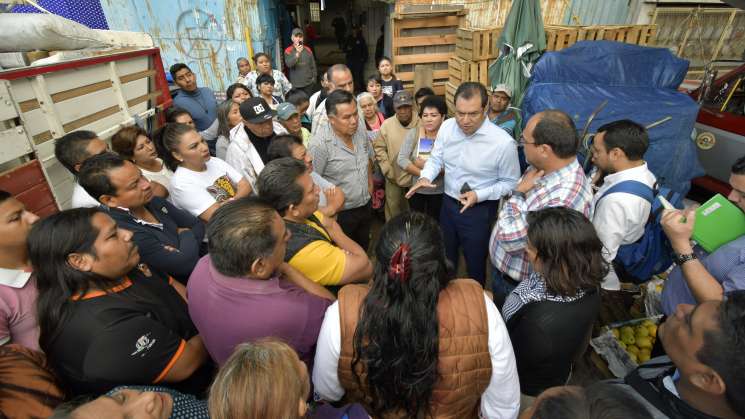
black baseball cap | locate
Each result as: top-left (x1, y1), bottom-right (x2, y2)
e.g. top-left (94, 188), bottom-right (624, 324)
top-left (239, 97), bottom-right (275, 123)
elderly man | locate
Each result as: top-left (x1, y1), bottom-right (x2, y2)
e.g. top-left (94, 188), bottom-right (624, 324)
top-left (309, 90), bottom-right (374, 250)
top-left (274, 102), bottom-right (311, 146)
top-left (226, 97), bottom-right (278, 189)
top-left (487, 84), bottom-right (519, 138)
top-left (407, 82), bottom-right (520, 285)
top-left (374, 90), bottom-right (419, 220)
top-left (489, 109), bottom-right (593, 304)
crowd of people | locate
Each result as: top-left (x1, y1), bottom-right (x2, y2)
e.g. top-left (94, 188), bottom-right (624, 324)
top-left (0, 36), bottom-right (744, 419)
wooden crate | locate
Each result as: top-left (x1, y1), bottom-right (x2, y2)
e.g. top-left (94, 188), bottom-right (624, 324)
top-left (455, 27), bottom-right (502, 61)
top-left (448, 56), bottom-right (490, 86)
top-left (545, 25), bottom-right (580, 51)
top-left (391, 8), bottom-right (467, 96)
top-left (545, 24), bottom-right (658, 51)
top-left (445, 82), bottom-right (458, 116)
top-left (579, 25), bottom-right (657, 46)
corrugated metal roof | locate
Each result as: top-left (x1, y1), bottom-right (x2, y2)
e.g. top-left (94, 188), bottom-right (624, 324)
top-left (394, 0), bottom-right (635, 27)
top-left (101, 0), bottom-right (275, 94)
top-left (395, 0), bottom-right (571, 27)
top-left (563, 0), bottom-right (631, 25)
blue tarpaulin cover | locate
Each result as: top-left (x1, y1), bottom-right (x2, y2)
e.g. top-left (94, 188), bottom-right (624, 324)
top-left (522, 41), bottom-right (703, 194)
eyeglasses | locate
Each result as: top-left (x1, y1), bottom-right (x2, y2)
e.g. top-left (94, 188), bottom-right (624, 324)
top-left (518, 135), bottom-right (536, 146)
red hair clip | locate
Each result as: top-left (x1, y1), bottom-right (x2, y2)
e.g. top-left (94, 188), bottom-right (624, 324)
top-left (388, 243), bottom-right (411, 282)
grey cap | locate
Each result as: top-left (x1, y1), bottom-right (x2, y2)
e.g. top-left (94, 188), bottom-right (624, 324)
top-left (276, 102), bottom-right (299, 121)
top-left (392, 90), bottom-right (413, 109)
top-left (292, 28), bottom-right (303, 37)
top-left (491, 83), bottom-right (513, 98)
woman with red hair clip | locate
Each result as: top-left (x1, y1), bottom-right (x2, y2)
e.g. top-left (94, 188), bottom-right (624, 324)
top-left (312, 211), bottom-right (521, 418)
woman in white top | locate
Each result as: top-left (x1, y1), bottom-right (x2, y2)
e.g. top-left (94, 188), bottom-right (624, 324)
top-left (111, 126), bottom-right (173, 198)
top-left (215, 100), bottom-right (243, 161)
top-left (312, 212), bottom-right (520, 419)
top-left (155, 123), bottom-right (251, 222)
top-left (242, 53), bottom-right (292, 100)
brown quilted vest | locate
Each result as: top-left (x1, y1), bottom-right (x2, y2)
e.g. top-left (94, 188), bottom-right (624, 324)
top-left (337, 278), bottom-right (492, 419)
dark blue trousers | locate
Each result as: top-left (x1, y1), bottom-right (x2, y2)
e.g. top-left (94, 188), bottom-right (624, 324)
top-left (440, 196), bottom-right (499, 285)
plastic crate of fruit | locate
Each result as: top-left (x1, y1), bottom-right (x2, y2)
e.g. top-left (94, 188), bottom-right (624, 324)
top-left (590, 315), bottom-right (662, 378)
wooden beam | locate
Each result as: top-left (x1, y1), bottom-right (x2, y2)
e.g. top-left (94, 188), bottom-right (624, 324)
top-left (127, 91), bottom-right (162, 108)
top-left (51, 80), bottom-right (112, 103)
top-left (62, 105), bottom-right (120, 133)
top-left (402, 81), bottom-right (446, 96)
top-left (393, 53), bottom-right (452, 65)
top-left (394, 34), bottom-right (457, 48)
top-left (396, 69), bottom-right (449, 82)
top-left (120, 69), bottom-right (156, 84)
top-left (32, 131), bottom-right (53, 145)
top-left (394, 15), bottom-right (462, 30)
top-left (19, 99), bottom-right (39, 113)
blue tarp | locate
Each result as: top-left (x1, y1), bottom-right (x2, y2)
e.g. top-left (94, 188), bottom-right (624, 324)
top-left (522, 41), bottom-right (703, 194)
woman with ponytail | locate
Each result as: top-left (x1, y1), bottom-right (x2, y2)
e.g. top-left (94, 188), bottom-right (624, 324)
top-left (154, 122), bottom-right (251, 222)
top-left (313, 212), bottom-right (520, 418)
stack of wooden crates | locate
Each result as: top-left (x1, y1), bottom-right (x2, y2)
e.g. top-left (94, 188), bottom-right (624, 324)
top-left (445, 24), bottom-right (657, 113)
top-left (446, 27), bottom-right (501, 115)
top-left (390, 7), bottom-right (467, 96)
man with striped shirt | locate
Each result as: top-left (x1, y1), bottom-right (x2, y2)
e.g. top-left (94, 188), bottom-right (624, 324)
top-left (489, 110), bottom-right (594, 306)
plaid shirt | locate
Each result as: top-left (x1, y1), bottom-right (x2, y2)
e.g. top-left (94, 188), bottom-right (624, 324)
top-left (489, 159), bottom-right (593, 282)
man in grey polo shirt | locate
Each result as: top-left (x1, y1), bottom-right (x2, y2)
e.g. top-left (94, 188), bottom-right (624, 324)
top-left (309, 89), bottom-right (374, 250)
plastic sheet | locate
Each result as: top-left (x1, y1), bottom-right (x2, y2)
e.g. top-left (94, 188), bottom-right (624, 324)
top-left (522, 41), bottom-right (704, 194)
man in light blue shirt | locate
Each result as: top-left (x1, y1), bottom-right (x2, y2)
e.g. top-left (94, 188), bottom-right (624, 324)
top-left (407, 82), bottom-right (519, 284)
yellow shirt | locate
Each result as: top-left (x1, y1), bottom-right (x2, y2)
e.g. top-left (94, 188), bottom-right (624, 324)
top-left (287, 211), bottom-right (346, 286)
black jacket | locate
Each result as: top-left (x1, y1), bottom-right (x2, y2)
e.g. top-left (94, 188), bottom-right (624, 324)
top-left (108, 197), bottom-right (205, 284)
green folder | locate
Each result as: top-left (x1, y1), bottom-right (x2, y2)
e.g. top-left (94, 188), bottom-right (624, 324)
top-left (692, 194), bottom-right (745, 253)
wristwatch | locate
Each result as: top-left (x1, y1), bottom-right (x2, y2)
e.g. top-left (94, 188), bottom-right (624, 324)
top-left (511, 190), bottom-right (525, 199)
top-left (673, 252), bottom-right (697, 265)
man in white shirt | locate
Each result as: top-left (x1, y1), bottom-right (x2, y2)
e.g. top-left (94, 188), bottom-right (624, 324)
top-left (590, 119), bottom-right (656, 290)
top-left (54, 130), bottom-right (109, 208)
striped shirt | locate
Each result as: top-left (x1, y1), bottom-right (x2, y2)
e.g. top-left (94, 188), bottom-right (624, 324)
top-left (490, 159), bottom-right (593, 282)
